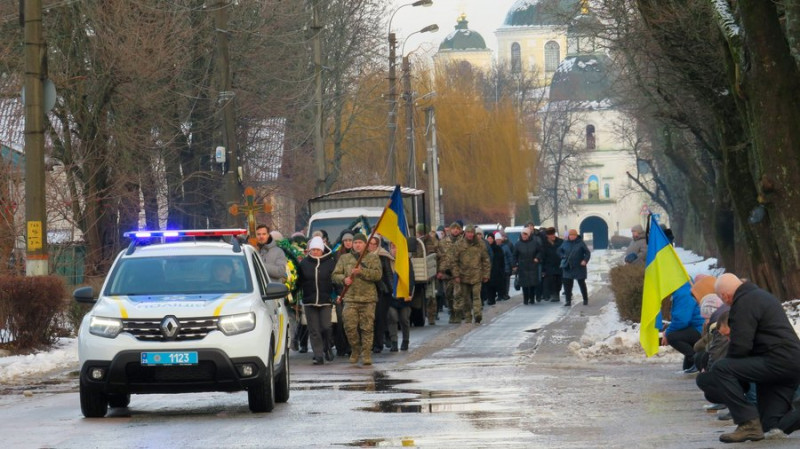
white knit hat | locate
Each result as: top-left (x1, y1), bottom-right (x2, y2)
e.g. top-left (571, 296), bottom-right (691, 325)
top-left (308, 236), bottom-right (325, 251)
top-left (494, 232), bottom-right (503, 240)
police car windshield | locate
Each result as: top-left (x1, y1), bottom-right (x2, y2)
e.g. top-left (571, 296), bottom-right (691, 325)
top-left (104, 255), bottom-right (253, 296)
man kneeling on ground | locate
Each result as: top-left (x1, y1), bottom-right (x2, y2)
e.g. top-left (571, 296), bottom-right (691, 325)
top-left (698, 273), bottom-right (800, 443)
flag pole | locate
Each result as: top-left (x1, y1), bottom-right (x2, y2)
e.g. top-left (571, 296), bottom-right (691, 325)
top-left (335, 186), bottom-right (398, 303)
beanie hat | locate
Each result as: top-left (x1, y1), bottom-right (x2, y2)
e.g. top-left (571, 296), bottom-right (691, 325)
top-left (631, 224), bottom-right (644, 234)
top-left (416, 223), bottom-right (426, 233)
top-left (494, 232), bottom-right (503, 240)
top-left (436, 225), bottom-right (445, 232)
top-left (691, 275), bottom-right (717, 303)
top-left (545, 227), bottom-right (556, 235)
top-left (270, 230), bottom-right (283, 241)
top-left (464, 224), bottom-right (476, 233)
top-left (700, 293), bottom-right (723, 319)
top-left (308, 236), bottom-right (325, 251)
top-left (568, 229), bottom-right (578, 236)
top-left (353, 233), bottom-right (368, 243)
top-left (521, 227), bottom-right (531, 235)
top-left (341, 232), bottom-right (354, 241)
top-left (449, 221), bottom-right (462, 230)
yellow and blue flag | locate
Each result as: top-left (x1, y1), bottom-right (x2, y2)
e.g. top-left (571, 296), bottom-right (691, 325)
top-left (639, 215), bottom-right (691, 357)
top-left (374, 186), bottom-right (410, 298)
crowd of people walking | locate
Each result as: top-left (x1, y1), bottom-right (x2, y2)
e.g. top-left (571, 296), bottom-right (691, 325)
top-left (259, 221), bottom-right (592, 367)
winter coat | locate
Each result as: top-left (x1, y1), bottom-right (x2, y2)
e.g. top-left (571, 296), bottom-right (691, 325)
top-left (374, 247), bottom-right (395, 299)
top-left (437, 234), bottom-right (460, 278)
top-left (258, 238), bottom-right (288, 282)
top-left (558, 237), bottom-right (591, 280)
top-left (331, 250), bottom-right (382, 303)
top-left (501, 242), bottom-right (514, 275)
top-left (540, 237), bottom-right (564, 276)
top-left (727, 282), bottom-right (800, 362)
top-left (625, 235), bottom-right (647, 265)
top-left (660, 283), bottom-right (704, 335)
top-left (487, 242), bottom-right (505, 289)
top-left (450, 235), bottom-right (491, 285)
top-left (513, 236), bottom-right (542, 287)
top-left (297, 251), bottom-right (335, 306)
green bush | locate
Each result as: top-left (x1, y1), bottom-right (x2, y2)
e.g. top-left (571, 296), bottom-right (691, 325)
top-left (609, 263), bottom-right (645, 322)
top-left (0, 275), bottom-right (66, 351)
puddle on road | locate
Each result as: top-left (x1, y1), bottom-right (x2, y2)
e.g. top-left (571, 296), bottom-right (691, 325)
top-left (291, 371), bottom-right (413, 392)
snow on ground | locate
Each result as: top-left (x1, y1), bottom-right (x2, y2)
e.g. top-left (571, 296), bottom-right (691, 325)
top-left (571, 248), bottom-right (800, 363)
top-left (0, 338), bottom-right (78, 385)
top-left (0, 248), bottom-right (798, 384)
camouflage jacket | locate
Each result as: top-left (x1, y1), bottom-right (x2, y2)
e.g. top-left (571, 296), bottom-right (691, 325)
top-left (437, 234), bottom-right (460, 277)
top-left (332, 250), bottom-right (382, 303)
top-left (450, 236), bottom-right (491, 284)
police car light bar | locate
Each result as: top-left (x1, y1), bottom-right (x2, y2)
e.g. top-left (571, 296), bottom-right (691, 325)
top-left (123, 229), bottom-right (248, 255)
top-left (123, 229), bottom-right (247, 239)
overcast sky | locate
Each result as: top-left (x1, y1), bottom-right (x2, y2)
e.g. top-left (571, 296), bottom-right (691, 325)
top-left (390, 0), bottom-right (521, 59)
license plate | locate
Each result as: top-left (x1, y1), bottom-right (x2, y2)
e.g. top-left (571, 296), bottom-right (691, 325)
top-left (140, 351), bottom-right (198, 366)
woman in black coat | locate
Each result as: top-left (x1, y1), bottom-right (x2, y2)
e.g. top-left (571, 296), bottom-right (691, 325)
top-left (513, 227), bottom-right (542, 305)
top-left (297, 236), bottom-right (336, 364)
top-left (486, 233), bottom-right (506, 305)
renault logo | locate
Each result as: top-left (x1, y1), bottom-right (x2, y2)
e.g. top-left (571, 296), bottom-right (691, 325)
top-left (161, 316), bottom-right (180, 339)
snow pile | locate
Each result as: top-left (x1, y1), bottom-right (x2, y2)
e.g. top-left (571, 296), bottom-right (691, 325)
top-left (0, 338), bottom-right (78, 384)
top-left (568, 302), bottom-right (682, 363)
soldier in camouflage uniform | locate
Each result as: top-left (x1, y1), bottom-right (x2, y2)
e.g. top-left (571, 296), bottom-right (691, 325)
top-left (332, 233), bottom-right (382, 365)
top-left (450, 225), bottom-right (491, 324)
top-left (436, 222), bottom-right (463, 323)
top-left (412, 224), bottom-right (439, 325)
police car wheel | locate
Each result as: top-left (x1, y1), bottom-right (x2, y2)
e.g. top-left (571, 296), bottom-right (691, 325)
top-left (248, 346), bottom-right (275, 413)
top-left (80, 379), bottom-right (108, 418)
top-left (275, 336), bottom-right (290, 403)
top-left (108, 393), bottom-right (131, 408)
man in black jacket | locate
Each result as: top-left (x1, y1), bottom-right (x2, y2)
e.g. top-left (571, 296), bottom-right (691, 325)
top-left (702, 273), bottom-right (800, 443)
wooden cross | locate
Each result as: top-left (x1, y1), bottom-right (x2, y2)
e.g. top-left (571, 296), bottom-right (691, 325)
top-left (228, 186), bottom-right (273, 245)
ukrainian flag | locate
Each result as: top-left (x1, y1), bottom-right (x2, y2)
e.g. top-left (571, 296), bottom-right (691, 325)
top-left (639, 215), bottom-right (691, 357)
top-left (374, 186), bottom-right (410, 298)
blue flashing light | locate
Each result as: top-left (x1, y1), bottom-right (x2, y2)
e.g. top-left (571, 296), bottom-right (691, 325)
top-left (124, 229), bottom-right (247, 239)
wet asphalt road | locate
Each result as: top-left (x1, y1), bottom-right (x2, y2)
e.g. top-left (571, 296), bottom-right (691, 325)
top-left (1, 256), bottom-right (799, 448)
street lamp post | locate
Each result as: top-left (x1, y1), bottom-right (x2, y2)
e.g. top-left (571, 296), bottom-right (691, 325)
top-left (387, 0), bottom-right (432, 185)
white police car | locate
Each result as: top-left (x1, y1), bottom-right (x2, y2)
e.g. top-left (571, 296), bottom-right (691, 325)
top-left (73, 229), bottom-right (290, 417)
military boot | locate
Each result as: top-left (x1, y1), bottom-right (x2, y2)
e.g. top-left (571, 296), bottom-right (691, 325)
top-left (349, 345), bottom-right (361, 364)
top-left (361, 348), bottom-right (372, 366)
top-left (719, 419), bottom-right (764, 443)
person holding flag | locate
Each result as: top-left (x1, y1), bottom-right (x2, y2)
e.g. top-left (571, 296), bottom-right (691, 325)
top-left (639, 215), bottom-right (692, 358)
top-left (332, 185), bottom-right (410, 365)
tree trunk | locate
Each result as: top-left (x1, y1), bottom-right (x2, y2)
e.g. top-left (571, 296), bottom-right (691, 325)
top-left (729, 1), bottom-right (800, 298)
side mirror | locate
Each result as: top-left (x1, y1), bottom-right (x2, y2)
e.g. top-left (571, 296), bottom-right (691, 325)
top-left (262, 282), bottom-right (289, 301)
top-left (74, 286), bottom-right (97, 304)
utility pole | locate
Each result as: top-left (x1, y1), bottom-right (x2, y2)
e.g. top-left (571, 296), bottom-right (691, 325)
top-left (387, 32), bottom-right (398, 185)
top-left (424, 107), bottom-right (442, 229)
top-left (213, 0), bottom-right (240, 227)
top-left (402, 55), bottom-right (418, 220)
top-left (22, 0), bottom-right (48, 276)
top-left (311, 0), bottom-right (326, 194)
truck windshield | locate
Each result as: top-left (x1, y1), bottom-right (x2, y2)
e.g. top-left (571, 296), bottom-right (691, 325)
top-left (308, 217), bottom-right (378, 242)
top-left (103, 256), bottom-right (253, 296)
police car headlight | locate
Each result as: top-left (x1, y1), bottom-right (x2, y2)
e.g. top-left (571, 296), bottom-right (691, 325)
top-left (88, 316), bottom-right (123, 338)
top-left (218, 312), bottom-right (256, 335)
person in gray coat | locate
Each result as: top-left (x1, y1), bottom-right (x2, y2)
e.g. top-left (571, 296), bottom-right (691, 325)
top-left (256, 224), bottom-right (288, 282)
top-left (512, 227), bottom-right (542, 305)
top-left (558, 229), bottom-right (591, 306)
top-left (624, 224), bottom-right (647, 265)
